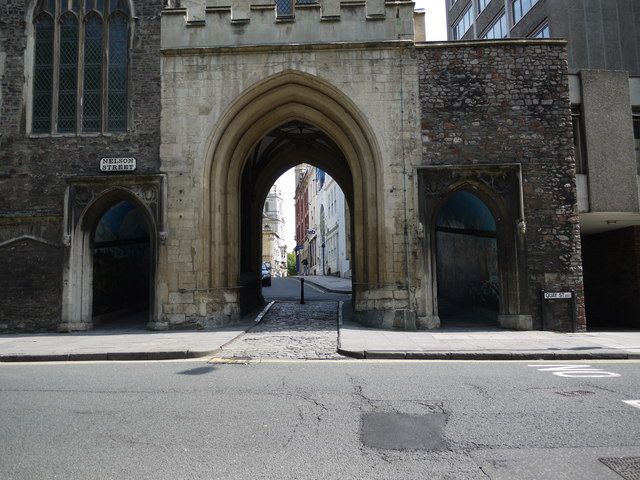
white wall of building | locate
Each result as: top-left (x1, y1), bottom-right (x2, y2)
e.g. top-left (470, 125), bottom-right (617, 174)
top-left (312, 169), bottom-right (350, 278)
top-left (263, 185), bottom-right (288, 276)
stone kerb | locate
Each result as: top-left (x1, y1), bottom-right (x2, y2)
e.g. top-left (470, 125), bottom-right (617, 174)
top-left (161, 0), bottom-right (415, 49)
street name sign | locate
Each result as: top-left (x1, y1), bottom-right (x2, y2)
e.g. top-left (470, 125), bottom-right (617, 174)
top-left (543, 292), bottom-right (572, 300)
top-left (100, 157), bottom-right (136, 172)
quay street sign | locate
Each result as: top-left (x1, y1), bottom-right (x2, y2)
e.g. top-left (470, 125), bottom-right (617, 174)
top-left (100, 157), bottom-right (136, 172)
top-left (543, 292), bottom-right (572, 300)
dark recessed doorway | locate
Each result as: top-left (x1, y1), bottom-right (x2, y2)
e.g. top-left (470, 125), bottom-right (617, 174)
top-left (92, 200), bottom-right (151, 326)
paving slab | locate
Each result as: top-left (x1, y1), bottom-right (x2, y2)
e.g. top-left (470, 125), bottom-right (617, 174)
top-left (295, 275), bottom-right (352, 293)
top-left (338, 320), bottom-right (640, 360)
top-left (0, 322), bottom-right (253, 362)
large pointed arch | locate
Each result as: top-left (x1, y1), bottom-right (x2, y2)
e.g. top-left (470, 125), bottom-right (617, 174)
top-left (200, 70), bottom-right (385, 308)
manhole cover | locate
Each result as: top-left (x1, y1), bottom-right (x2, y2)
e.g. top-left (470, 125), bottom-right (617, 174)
top-left (360, 412), bottom-right (448, 451)
top-left (599, 457), bottom-right (640, 480)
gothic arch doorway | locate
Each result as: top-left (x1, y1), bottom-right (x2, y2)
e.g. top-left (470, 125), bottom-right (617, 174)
top-left (61, 181), bottom-right (162, 332)
top-left (238, 121), bottom-right (356, 311)
top-left (418, 166), bottom-right (532, 330)
top-left (202, 71), bottom-right (384, 318)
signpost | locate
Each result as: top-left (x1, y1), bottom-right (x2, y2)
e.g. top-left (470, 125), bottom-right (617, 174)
top-left (100, 157), bottom-right (136, 172)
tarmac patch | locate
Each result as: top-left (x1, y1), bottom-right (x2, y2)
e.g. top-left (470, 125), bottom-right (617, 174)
top-left (360, 412), bottom-right (448, 451)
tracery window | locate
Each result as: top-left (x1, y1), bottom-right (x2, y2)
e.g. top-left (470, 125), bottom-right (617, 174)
top-left (31, 0), bottom-right (131, 134)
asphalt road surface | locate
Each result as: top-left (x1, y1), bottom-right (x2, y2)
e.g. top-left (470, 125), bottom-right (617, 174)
top-left (1, 360), bottom-right (639, 479)
top-left (263, 276), bottom-right (351, 302)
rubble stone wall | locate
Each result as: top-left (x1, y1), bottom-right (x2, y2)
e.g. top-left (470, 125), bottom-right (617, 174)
top-left (416, 41), bottom-right (585, 331)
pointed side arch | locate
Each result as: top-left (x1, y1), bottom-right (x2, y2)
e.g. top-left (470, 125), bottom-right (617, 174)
top-left (200, 71), bottom-right (385, 310)
top-left (418, 165), bottom-right (532, 330)
top-left (61, 180), bottom-right (163, 331)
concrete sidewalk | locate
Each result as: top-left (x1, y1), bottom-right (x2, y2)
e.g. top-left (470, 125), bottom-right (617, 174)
top-left (338, 320), bottom-right (640, 360)
top-left (296, 275), bottom-right (352, 293)
top-left (0, 322), bottom-right (253, 362)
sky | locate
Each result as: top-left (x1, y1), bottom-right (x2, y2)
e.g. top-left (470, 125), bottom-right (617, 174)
top-left (274, 0), bottom-right (447, 251)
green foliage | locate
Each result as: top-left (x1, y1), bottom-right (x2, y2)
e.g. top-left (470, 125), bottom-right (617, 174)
top-left (287, 252), bottom-right (297, 276)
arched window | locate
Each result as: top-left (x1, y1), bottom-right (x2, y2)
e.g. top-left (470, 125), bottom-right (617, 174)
top-left (31, 0), bottom-right (131, 134)
top-left (33, 4), bottom-right (54, 133)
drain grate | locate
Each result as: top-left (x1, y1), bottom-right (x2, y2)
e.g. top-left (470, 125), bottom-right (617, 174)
top-left (360, 412), bottom-right (448, 451)
top-left (599, 457), bottom-right (640, 480)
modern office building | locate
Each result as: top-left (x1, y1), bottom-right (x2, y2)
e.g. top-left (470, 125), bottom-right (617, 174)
top-left (447, 0), bottom-right (640, 328)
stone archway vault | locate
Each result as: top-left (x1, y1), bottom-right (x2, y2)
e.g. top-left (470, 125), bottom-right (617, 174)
top-left (201, 71), bottom-right (385, 318)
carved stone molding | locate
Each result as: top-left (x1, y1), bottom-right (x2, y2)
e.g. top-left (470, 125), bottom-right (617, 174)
top-left (420, 165), bottom-right (519, 202)
top-left (65, 175), bottom-right (166, 238)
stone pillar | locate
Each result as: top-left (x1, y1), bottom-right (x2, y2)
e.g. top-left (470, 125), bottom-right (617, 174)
top-left (581, 70), bottom-right (638, 213)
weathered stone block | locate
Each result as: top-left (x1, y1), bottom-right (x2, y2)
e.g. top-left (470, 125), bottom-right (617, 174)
top-left (169, 291), bottom-right (194, 304)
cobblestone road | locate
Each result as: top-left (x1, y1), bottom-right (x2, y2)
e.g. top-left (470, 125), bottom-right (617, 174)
top-left (216, 301), bottom-right (344, 360)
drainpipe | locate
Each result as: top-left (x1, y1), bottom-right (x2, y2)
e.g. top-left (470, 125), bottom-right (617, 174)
top-left (398, 39), bottom-right (414, 323)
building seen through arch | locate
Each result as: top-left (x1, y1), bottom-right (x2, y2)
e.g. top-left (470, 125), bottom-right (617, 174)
top-left (262, 184), bottom-right (287, 279)
top-left (295, 164), bottom-right (351, 279)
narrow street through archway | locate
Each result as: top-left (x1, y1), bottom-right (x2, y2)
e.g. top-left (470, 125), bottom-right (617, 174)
top-left (215, 278), bottom-right (350, 360)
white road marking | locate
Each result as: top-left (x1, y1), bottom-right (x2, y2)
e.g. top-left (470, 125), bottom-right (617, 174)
top-left (623, 400), bottom-right (640, 410)
top-left (291, 277), bottom-right (325, 293)
top-left (528, 364), bottom-right (621, 378)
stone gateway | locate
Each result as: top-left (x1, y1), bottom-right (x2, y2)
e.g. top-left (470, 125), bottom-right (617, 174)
top-left (0, 0), bottom-right (584, 332)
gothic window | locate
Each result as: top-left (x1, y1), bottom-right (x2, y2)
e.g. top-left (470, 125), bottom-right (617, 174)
top-left (33, 10), bottom-right (54, 133)
top-left (58, 13), bottom-right (78, 133)
top-left (31, 0), bottom-right (131, 134)
top-left (83, 13), bottom-right (103, 132)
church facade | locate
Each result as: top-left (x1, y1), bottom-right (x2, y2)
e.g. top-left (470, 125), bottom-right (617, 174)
top-left (0, 0), bottom-right (583, 332)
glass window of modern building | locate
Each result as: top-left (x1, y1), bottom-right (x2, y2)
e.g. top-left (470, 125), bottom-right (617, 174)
top-left (481, 11), bottom-right (508, 39)
top-left (512, 0), bottom-right (538, 24)
top-left (572, 107), bottom-right (588, 174)
top-left (452, 3), bottom-right (473, 40)
top-left (633, 110), bottom-right (640, 169)
top-left (531, 21), bottom-right (550, 38)
top-left (477, 0), bottom-right (490, 15)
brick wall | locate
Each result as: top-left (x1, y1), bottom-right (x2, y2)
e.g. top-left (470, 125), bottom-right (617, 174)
top-left (417, 41), bottom-right (585, 330)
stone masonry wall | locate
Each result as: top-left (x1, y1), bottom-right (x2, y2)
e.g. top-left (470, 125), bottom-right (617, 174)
top-left (159, 45), bottom-right (422, 328)
top-left (0, 0), bottom-right (162, 331)
top-left (417, 41), bottom-right (585, 331)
